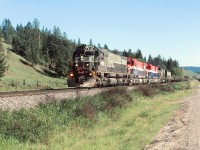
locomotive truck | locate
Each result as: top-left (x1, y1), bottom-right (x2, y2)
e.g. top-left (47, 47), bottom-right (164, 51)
top-left (67, 45), bottom-right (171, 87)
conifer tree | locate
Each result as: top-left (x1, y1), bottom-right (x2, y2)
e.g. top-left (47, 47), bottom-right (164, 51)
top-left (63, 32), bottom-right (67, 40)
top-left (89, 39), bottom-right (93, 46)
top-left (148, 54), bottom-right (153, 63)
top-left (97, 43), bottom-right (101, 48)
top-left (73, 39), bottom-right (76, 45)
top-left (135, 49), bottom-right (143, 60)
top-left (1, 19), bottom-right (15, 44)
top-left (122, 49), bottom-right (128, 57)
top-left (112, 49), bottom-right (119, 54)
top-left (143, 56), bottom-right (147, 62)
top-left (104, 44), bottom-right (108, 49)
top-left (78, 38), bottom-right (81, 46)
top-left (127, 49), bottom-right (134, 57)
top-left (0, 28), bottom-right (2, 37)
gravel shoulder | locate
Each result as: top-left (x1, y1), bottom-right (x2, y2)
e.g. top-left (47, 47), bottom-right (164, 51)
top-left (145, 84), bottom-right (200, 150)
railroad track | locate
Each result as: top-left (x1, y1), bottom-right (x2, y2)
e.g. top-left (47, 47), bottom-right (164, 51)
top-left (0, 87), bottom-right (92, 98)
top-left (0, 87), bottom-right (106, 110)
top-left (0, 84), bottom-right (163, 111)
top-left (0, 83), bottom-right (164, 98)
top-left (0, 82), bottom-right (170, 98)
top-left (0, 85), bottom-right (138, 98)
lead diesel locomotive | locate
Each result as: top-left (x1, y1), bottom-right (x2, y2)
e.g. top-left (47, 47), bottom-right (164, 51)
top-left (68, 45), bottom-right (171, 87)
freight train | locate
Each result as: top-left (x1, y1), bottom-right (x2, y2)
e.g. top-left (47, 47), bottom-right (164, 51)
top-left (67, 45), bottom-right (173, 87)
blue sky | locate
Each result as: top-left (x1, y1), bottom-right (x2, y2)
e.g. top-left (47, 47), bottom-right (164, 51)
top-left (1, 0), bottom-right (200, 66)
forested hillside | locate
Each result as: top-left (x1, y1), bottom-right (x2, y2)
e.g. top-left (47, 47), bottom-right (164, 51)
top-left (0, 18), bottom-right (182, 77)
top-left (0, 18), bottom-right (76, 76)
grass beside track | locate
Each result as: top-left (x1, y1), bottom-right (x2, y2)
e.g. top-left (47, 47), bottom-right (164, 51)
top-left (0, 81), bottom-right (197, 150)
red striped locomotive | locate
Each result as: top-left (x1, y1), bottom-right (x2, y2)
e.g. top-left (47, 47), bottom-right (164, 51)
top-left (67, 45), bottom-right (171, 87)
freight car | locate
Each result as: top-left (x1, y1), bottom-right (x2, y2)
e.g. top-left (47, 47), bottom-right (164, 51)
top-left (67, 45), bottom-right (171, 87)
top-left (159, 69), bottom-right (172, 83)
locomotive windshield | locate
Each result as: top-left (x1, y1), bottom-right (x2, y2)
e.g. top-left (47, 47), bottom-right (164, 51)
top-left (85, 50), bottom-right (94, 56)
top-left (74, 45), bottom-right (96, 57)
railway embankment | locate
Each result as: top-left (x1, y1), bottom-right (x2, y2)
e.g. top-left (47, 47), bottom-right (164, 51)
top-left (0, 81), bottom-right (197, 150)
top-left (0, 88), bottom-right (104, 111)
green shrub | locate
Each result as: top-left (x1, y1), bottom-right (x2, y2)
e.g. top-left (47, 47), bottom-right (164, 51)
top-left (170, 82), bottom-right (191, 90)
top-left (136, 83), bottom-right (176, 97)
top-left (0, 109), bottom-right (52, 143)
top-left (75, 103), bottom-right (97, 121)
top-left (100, 87), bottom-right (133, 109)
top-left (137, 85), bottom-right (157, 97)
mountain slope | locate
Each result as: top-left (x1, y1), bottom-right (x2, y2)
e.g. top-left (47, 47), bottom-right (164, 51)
top-left (183, 69), bottom-right (200, 78)
top-left (1, 41), bottom-right (66, 91)
top-left (183, 66), bottom-right (200, 73)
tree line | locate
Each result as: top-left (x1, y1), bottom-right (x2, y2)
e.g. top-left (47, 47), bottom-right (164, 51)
top-left (0, 18), bottom-right (77, 76)
top-left (111, 49), bottom-right (182, 76)
top-left (0, 18), bottom-right (182, 77)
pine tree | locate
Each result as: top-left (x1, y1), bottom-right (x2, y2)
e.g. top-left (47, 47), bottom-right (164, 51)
top-left (0, 28), bottom-right (3, 37)
top-left (97, 43), bottom-right (101, 48)
top-left (55, 45), bottom-right (69, 76)
top-left (12, 24), bottom-right (27, 57)
top-left (127, 49), bottom-right (134, 58)
top-left (166, 58), bottom-right (175, 74)
top-left (104, 44), bottom-right (108, 49)
top-left (0, 38), bottom-right (8, 78)
top-left (112, 49), bottom-right (119, 54)
top-left (89, 39), bottom-right (93, 46)
top-left (63, 32), bottom-right (67, 40)
top-left (73, 39), bottom-right (76, 45)
top-left (122, 49), bottom-right (128, 57)
top-left (143, 56), bottom-right (147, 62)
top-left (135, 49), bottom-right (143, 60)
top-left (148, 55), bottom-right (153, 63)
top-left (1, 19), bottom-right (15, 44)
top-left (78, 38), bottom-right (81, 46)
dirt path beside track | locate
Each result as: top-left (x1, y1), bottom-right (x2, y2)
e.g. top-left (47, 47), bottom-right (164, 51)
top-left (145, 84), bottom-right (200, 150)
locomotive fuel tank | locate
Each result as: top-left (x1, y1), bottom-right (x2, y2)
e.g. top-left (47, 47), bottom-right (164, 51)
top-left (107, 78), bottom-right (118, 85)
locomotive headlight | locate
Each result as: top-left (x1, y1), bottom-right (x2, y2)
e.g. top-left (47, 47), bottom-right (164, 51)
top-left (86, 63), bottom-right (89, 66)
top-left (75, 64), bottom-right (78, 67)
top-left (80, 56), bottom-right (83, 61)
top-left (89, 73), bottom-right (92, 76)
top-left (70, 73), bottom-right (74, 77)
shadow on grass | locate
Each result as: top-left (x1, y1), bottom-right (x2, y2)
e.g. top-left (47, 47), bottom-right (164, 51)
top-left (19, 59), bottom-right (58, 78)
